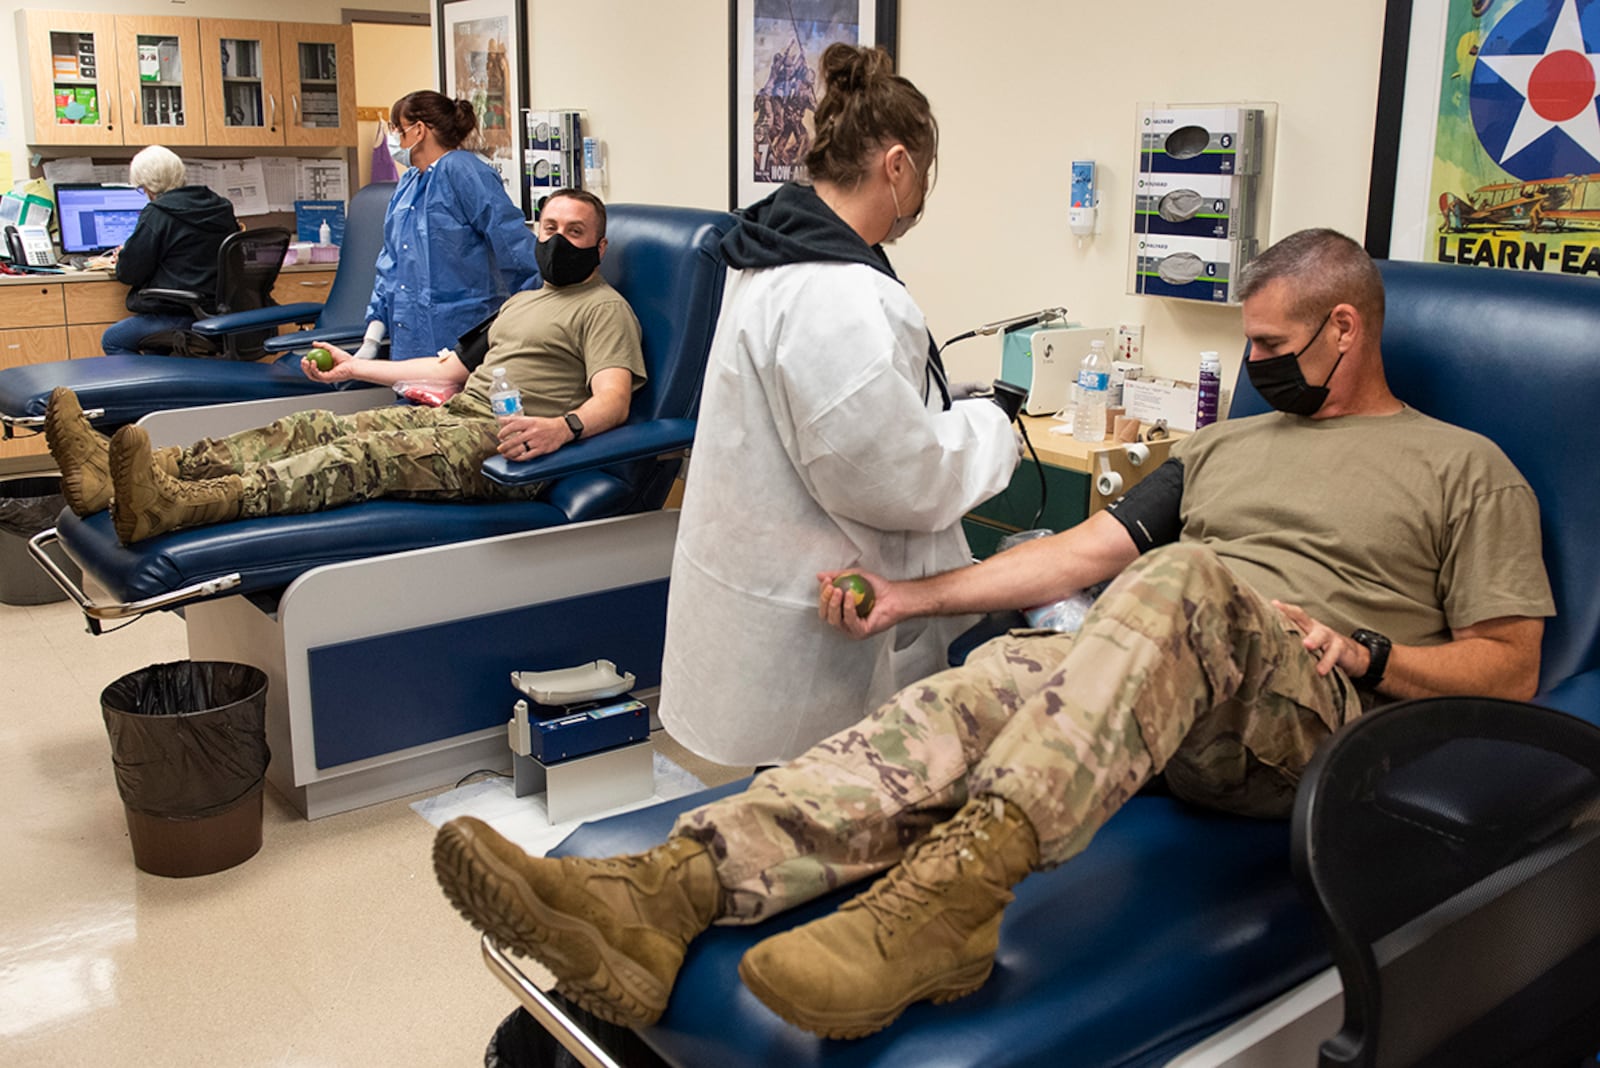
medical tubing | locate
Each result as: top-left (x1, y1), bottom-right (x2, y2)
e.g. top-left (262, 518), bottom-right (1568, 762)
top-left (1015, 416), bottom-right (1048, 531)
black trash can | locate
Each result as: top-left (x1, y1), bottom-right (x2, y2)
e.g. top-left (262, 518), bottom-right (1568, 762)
top-left (0, 475), bottom-right (80, 606)
top-left (100, 661), bottom-right (271, 877)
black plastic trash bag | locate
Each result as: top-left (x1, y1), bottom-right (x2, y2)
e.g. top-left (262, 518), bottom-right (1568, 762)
top-left (0, 476), bottom-right (66, 538)
top-left (101, 661), bottom-right (270, 820)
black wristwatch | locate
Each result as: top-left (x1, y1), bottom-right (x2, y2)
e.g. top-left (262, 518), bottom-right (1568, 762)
top-left (563, 412), bottom-right (585, 441)
top-left (1350, 628), bottom-right (1391, 690)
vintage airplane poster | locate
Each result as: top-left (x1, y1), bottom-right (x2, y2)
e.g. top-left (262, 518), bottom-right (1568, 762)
top-left (1429, 0), bottom-right (1600, 275)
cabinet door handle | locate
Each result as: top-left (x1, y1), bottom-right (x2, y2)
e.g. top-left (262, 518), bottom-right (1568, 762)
top-left (130, 90), bottom-right (139, 124)
top-left (268, 93), bottom-right (278, 130)
top-left (292, 94), bottom-right (300, 124)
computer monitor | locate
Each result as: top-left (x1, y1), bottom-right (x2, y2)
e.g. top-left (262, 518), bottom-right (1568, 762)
top-left (54, 183), bottom-right (150, 255)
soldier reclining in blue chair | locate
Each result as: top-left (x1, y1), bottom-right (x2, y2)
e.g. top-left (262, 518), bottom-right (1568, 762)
top-left (43, 190), bottom-right (642, 544)
top-left (431, 229), bottom-right (1554, 1040)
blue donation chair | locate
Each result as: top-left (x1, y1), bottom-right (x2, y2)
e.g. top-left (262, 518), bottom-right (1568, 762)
top-left (0, 181), bottom-right (396, 438)
top-left (31, 204), bottom-right (736, 819)
top-left (485, 260), bottom-right (1600, 1067)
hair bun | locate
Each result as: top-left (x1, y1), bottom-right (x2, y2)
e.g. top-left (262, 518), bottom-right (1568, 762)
top-left (820, 42), bottom-right (891, 95)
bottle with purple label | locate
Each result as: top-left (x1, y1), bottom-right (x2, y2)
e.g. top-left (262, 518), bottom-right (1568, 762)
top-left (1196, 350), bottom-right (1221, 429)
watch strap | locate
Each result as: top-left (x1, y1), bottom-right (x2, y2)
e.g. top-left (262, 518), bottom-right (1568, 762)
top-left (563, 412), bottom-right (584, 440)
top-left (1350, 628), bottom-right (1390, 690)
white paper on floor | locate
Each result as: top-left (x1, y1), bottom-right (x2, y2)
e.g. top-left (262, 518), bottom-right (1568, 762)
top-left (410, 750), bottom-right (706, 857)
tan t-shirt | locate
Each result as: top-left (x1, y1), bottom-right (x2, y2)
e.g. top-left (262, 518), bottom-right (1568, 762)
top-left (1171, 407), bottom-right (1554, 647)
top-left (460, 275), bottom-right (645, 417)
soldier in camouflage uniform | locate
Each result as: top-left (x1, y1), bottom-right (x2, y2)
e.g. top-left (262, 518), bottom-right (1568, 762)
top-left (45, 191), bottom-right (645, 545)
top-left (431, 229), bottom-right (1554, 1040)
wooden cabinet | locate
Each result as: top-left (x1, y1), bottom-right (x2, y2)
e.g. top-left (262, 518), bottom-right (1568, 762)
top-left (198, 19), bottom-right (284, 147)
top-left (18, 11), bottom-right (356, 148)
top-left (112, 15), bottom-right (207, 147)
top-left (17, 10), bottom-right (123, 146)
top-left (281, 23), bottom-right (356, 147)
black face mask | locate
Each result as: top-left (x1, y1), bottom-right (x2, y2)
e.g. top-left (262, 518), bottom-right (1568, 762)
top-left (1245, 311), bottom-right (1343, 416)
top-left (536, 232), bottom-right (601, 287)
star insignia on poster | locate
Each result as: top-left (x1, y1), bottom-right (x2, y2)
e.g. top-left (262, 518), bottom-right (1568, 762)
top-left (1471, 0), bottom-right (1600, 178)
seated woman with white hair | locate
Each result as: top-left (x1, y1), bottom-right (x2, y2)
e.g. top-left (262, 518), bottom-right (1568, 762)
top-left (102, 145), bottom-right (241, 355)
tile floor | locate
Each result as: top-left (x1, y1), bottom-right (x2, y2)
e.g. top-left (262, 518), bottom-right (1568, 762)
top-left (0, 596), bottom-right (748, 1066)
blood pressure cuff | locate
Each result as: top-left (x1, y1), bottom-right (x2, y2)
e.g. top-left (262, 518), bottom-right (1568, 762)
top-left (454, 311), bottom-right (500, 372)
top-left (1104, 457), bottom-right (1184, 553)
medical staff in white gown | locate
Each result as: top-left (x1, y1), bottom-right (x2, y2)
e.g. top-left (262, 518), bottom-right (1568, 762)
top-left (659, 169), bottom-right (1018, 764)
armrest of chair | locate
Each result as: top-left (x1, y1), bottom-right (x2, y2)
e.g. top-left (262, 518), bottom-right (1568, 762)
top-left (262, 325), bottom-right (375, 354)
top-left (481, 418), bottom-right (696, 487)
top-left (138, 288), bottom-right (207, 318)
top-left (190, 302), bottom-right (326, 339)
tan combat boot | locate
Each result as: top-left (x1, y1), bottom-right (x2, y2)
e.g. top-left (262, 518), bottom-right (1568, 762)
top-left (109, 425), bottom-right (242, 543)
top-left (433, 817), bottom-right (723, 1028)
top-left (44, 387), bottom-right (113, 516)
top-left (739, 795), bottom-right (1039, 1039)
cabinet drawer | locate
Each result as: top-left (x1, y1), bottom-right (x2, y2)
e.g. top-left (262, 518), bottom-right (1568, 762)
top-left (0, 326), bottom-right (70, 367)
top-left (64, 281), bottom-right (130, 324)
top-left (272, 271), bottom-right (335, 307)
top-left (68, 324), bottom-right (111, 359)
top-left (0, 284), bottom-right (65, 328)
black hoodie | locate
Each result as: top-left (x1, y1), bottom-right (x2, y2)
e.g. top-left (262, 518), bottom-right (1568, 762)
top-left (116, 185), bottom-right (240, 314)
top-left (721, 183), bottom-right (898, 279)
top-left (721, 183), bottom-right (949, 406)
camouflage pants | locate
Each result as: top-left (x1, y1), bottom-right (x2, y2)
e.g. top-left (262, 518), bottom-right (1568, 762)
top-left (673, 543), bottom-right (1360, 923)
top-left (178, 398), bottom-right (539, 516)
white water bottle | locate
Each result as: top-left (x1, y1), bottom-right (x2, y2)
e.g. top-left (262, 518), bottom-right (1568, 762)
top-left (488, 367), bottom-right (522, 418)
top-left (1196, 350), bottom-right (1221, 428)
top-left (1073, 339), bottom-right (1110, 443)
top-left (318, 219), bottom-right (331, 246)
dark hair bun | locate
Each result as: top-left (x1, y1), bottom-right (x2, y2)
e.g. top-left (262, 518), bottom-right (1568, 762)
top-left (820, 42), bottom-right (891, 95)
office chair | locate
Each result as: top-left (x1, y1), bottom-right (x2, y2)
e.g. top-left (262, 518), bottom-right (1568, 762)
top-left (136, 226), bottom-right (292, 360)
top-left (1292, 696), bottom-right (1600, 1068)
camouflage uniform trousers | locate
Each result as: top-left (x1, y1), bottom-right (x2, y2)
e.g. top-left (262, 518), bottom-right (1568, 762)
top-left (673, 542), bottom-right (1362, 923)
top-left (176, 396), bottom-right (541, 516)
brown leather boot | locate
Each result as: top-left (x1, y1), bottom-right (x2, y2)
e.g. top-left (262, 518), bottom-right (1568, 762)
top-left (433, 817), bottom-right (723, 1028)
top-left (739, 795), bottom-right (1040, 1039)
top-left (109, 425), bottom-right (242, 543)
top-left (44, 387), bottom-right (113, 516)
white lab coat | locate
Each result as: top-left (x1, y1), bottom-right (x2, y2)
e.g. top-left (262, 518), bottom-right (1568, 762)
top-left (658, 261), bottom-right (1019, 766)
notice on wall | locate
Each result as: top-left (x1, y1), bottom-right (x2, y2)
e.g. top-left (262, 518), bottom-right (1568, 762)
top-left (213, 158), bottom-right (269, 216)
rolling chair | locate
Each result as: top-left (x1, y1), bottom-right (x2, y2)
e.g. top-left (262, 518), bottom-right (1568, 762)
top-left (133, 226), bottom-right (291, 360)
top-left (190, 179), bottom-right (397, 356)
top-left (1292, 697), bottom-right (1600, 1068)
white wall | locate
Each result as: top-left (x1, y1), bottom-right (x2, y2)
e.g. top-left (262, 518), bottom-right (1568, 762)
top-left (352, 21), bottom-right (434, 187)
top-left (523, 0), bottom-right (1389, 388)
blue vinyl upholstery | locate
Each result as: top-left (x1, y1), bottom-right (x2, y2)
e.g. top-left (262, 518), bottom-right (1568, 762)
top-left (547, 259), bottom-right (1600, 1067)
top-left (53, 204), bottom-right (735, 606)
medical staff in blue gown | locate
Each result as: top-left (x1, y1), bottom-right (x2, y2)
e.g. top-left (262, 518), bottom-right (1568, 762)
top-left (355, 90), bottom-right (540, 362)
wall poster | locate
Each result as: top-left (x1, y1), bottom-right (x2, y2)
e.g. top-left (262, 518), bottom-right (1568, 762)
top-left (1371, 0), bottom-right (1600, 276)
top-left (437, 0), bottom-right (528, 215)
top-left (730, 0), bottom-right (897, 210)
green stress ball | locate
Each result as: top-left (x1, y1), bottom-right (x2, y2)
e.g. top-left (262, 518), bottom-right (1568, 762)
top-left (832, 573), bottom-right (875, 617)
top-left (306, 349), bottom-right (335, 372)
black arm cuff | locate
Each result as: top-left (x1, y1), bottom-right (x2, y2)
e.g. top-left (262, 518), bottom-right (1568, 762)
top-left (1104, 457), bottom-right (1184, 553)
top-left (454, 311), bottom-right (499, 372)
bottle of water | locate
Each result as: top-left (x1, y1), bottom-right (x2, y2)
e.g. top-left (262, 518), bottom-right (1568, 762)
top-left (1196, 350), bottom-right (1221, 429)
top-left (488, 367), bottom-right (523, 418)
top-left (1073, 339), bottom-right (1110, 443)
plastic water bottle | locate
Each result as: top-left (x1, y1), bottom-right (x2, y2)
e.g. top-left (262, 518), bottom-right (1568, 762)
top-left (488, 367), bottom-right (523, 418)
top-left (1073, 339), bottom-right (1110, 443)
top-left (317, 219), bottom-right (331, 246)
top-left (1196, 350), bottom-right (1221, 429)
